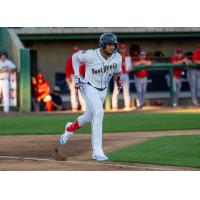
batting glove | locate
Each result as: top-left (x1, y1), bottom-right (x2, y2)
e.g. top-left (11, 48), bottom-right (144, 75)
top-left (75, 75), bottom-right (83, 92)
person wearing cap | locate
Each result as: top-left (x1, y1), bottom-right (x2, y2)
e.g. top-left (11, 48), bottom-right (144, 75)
top-left (65, 46), bottom-right (86, 111)
top-left (112, 44), bottom-right (132, 110)
top-left (51, 86), bottom-right (65, 111)
top-left (171, 48), bottom-right (191, 107)
top-left (0, 50), bottom-right (16, 113)
top-left (133, 50), bottom-right (152, 109)
top-left (188, 45), bottom-right (200, 106)
top-left (32, 72), bottom-right (52, 112)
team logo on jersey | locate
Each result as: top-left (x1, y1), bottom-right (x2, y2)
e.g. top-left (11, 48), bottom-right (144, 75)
top-left (92, 63), bottom-right (117, 74)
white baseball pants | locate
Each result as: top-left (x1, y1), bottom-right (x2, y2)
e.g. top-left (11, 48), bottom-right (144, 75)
top-left (0, 79), bottom-right (9, 113)
top-left (187, 69), bottom-right (200, 104)
top-left (134, 76), bottom-right (147, 107)
top-left (112, 73), bottom-right (130, 108)
top-left (78, 83), bottom-right (107, 157)
top-left (172, 77), bottom-right (182, 105)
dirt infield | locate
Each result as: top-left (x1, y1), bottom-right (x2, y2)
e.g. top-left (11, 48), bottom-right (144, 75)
top-left (0, 130), bottom-right (200, 171)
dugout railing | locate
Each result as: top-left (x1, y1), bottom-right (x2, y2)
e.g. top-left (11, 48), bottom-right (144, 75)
top-left (133, 63), bottom-right (200, 103)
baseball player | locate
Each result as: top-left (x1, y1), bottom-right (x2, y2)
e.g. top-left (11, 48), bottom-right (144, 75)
top-left (171, 48), bottom-right (191, 107)
top-left (32, 73), bottom-right (52, 112)
top-left (133, 51), bottom-right (152, 109)
top-left (0, 50), bottom-right (16, 113)
top-left (188, 45), bottom-right (200, 106)
top-left (65, 46), bottom-right (86, 111)
top-left (60, 33), bottom-right (122, 161)
top-left (112, 44), bottom-right (132, 110)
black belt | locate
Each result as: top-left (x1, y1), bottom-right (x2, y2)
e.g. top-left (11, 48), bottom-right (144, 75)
top-left (87, 82), bottom-right (107, 91)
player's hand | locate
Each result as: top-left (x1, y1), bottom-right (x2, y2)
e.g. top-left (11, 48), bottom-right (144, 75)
top-left (37, 97), bottom-right (41, 102)
top-left (75, 75), bottom-right (83, 92)
top-left (2, 66), bottom-right (9, 72)
top-left (32, 77), bottom-right (37, 85)
top-left (184, 59), bottom-right (191, 65)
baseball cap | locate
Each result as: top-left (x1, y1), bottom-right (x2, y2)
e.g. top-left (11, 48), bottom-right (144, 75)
top-left (53, 86), bottom-right (61, 92)
top-left (176, 48), bottom-right (183, 54)
top-left (140, 50), bottom-right (146, 56)
top-left (119, 44), bottom-right (126, 49)
top-left (72, 46), bottom-right (79, 53)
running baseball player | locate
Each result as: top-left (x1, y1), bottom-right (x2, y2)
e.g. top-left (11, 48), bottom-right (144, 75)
top-left (188, 45), bottom-right (200, 106)
top-left (60, 33), bottom-right (122, 161)
top-left (171, 48), bottom-right (191, 107)
top-left (0, 50), bottom-right (16, 113)
top-left (133, 50), bottom-right (152, 109)
top-left (65, 46), bottom-right (86, 111)
top-left (112, 44), bottom-right (132, 111)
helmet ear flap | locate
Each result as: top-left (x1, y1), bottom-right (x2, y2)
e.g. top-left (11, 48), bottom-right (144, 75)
top-left (114, 43), bottom-right (119, 53)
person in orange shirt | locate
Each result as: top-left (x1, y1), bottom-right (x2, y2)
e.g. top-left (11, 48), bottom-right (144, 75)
top-left (171, 48), bottom-right (191, 107)
top-left (32, 72), bottom-right (52, 112)
top-left (133, 51), bottom-right (152, 109)
top-left (65, 46), bottom-right (86, 111)
top-left (188, 44), bottom-right (200, 106)
top-left (112, 44), bottom-right (132, 110)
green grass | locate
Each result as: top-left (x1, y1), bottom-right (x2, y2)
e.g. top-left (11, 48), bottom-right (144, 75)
top-left (0, 112), bottom-right (200, 135)
top-left (108, 135), bottom-right (200, 168)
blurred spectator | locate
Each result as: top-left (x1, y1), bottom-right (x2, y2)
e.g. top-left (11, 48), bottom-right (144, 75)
top-left (133, 50), bottom-right (152, 108)
top-left (65, 46), bottom-right (86, 111)
top-left (154, 50), bottom-right (165, 58)
top-left (112, 44), bottom-right (132, 110)
top-left (147, 52), bottom-right (155, 59)
top-left (184, 51), bottom-right (193, 59)
top-left (188, 45), bottom-right (200, 106)
top-left (51, 86), bottom-right (65, 111)
top-left (171, 48), bottom-right (191, 107)
top-left (130, 44), bottom-right (140, 58)
top-left (0, 49), bottom-right (16, 113)
top-left (32, 72), bottom-right (52, 112)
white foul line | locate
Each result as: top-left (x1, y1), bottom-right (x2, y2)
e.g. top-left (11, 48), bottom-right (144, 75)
top-left (0, 155), bottom-right (181, 171)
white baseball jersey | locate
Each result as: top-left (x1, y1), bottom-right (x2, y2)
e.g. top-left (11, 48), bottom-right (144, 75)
top-left (0, 59), bottom-right (16, 79)
top-left (124, 56), bottom-right (132, 72)
top-left (76, 48), bottom-right (122, 89)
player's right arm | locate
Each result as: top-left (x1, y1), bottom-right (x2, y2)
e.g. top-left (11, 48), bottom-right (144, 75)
top-left (72, 50), bottom-right (91, 91)
top-left (72, 50), bottom-right (90, 77)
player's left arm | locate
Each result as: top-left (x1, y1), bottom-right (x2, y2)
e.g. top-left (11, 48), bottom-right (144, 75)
top-left (113, 72), bottom-right (122, 91)
top-left (113, 55), bottom-right (123, 90)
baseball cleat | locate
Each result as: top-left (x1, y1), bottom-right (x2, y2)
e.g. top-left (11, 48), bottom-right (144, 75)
top-left (92, 154), bottom-right (109, 161)
top-left (60, 122), bottom-right (73, 145)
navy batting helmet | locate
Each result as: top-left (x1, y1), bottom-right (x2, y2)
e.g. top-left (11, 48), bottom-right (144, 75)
top-left (99, 32), bottom-right (118, 52)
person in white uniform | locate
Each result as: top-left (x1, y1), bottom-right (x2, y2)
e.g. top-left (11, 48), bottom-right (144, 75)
top-left (0, 50), bottom-right (16, 113)
top-left (112, 43), bottom-right (132, 110)
top-left (60, 33), bottom-right (122, 161)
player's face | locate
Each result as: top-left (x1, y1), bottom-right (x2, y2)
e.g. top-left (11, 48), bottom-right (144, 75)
top-left (177, 53), bottom-right (183, 58)
top-left (38, 79), bottom-right (43, 83)
top-left (119, 48), bottom-right (126, 55)
top-left (140, 55), bottom-right (146, 60)
top-left (104, 44), bottom-right (116, 55)
top-left (0, 55), bottom-right (6, 61)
